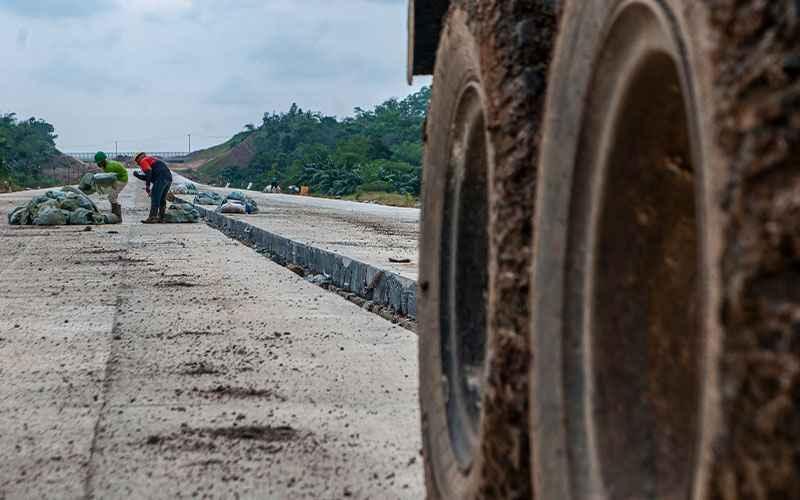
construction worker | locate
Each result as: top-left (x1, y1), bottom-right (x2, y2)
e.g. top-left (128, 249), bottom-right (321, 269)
top-left (94, 151), bottom-right (127, 220)
top-left (132, 153), bottom-right (173, 223)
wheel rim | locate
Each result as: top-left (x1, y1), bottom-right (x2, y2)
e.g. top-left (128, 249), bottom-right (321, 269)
top-left (439, 80), bottom-right (489, 471)
top-left (565, 3), bottom-right (702, 498)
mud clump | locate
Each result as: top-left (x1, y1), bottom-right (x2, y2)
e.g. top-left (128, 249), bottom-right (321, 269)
top-left (179, 361), bottom-right (223, 376)
top-left (168, 330), bottom-right (224, 339)
top-left (156, 280), bottom-right (198, 288)
top-left (144, 424), bottom-right (304, 454)
top-left (191, 385), bottom-right (285, 401)
top-left (196, 425), bottom-right (298, 442)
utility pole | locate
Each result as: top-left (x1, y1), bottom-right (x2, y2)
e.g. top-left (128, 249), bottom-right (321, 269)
top-left (188, 134), bottom-right (191, 154)
top-left (115, 141), bottom-right (118, 157)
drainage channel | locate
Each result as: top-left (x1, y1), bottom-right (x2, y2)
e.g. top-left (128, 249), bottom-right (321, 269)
top-left (196, 206), bottom-right (418, 332)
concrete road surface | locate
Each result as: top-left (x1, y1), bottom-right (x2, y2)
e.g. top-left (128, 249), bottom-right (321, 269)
top-left (172, 174), bottom-right (420, 280)
top-left (0, 178), bottom-right (422, 499)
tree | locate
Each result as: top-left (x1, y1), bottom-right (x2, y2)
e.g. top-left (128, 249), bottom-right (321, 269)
top-left (0, 113), bottom-right (61, 188)
top-left (196, 87), bottom-right (431, 196)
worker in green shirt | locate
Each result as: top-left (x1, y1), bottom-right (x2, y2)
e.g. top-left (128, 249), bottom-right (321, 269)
top-left (94, 151), bottom-right (128, 220)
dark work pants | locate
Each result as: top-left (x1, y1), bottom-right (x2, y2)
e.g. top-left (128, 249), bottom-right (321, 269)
top-left (150, 179), bottom-right (172, 220)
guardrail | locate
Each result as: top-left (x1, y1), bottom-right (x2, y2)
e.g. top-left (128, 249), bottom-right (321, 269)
top-left (65, 152), bottom-right (189, 162)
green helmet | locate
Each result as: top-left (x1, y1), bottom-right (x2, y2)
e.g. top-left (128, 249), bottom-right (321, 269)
top-left (94, 151), bottom-right (107, 164)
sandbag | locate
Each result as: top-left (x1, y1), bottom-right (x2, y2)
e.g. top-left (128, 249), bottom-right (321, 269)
top-left (92, 173), bottom-right (119, 195)
top-left (79, 173), bottom-right (118, 195)
top-left (163, 204), bottom-right (200, 223)
top-left (28, 194), bottom-right (51, 207)
top-left (219, 191), bottom-right (258, 214)
top-left (79, 173), bottom-right (96, 194)
top-left (59, 198), bottom-right (81, 212)
top-left (68, 208), bottom-right (105, 225)
top-left (8, 207), bottom-right (30, 225)
top-left (244, 198), bottom-right (259, 214)
top-left (103, 213), bottom-right (121, 225)
top-left (33, 207), bottom-right (68, 226)
top-left (218, 202), bottom-right (246, 214)
top-left (170, 196), bottom-right (192, 206)
top-left (171, 183), bottom-right (198, 195)
top-left (45, 190), bottom-right (66, 201)
top-left (62, 187), bottom-right (98, 212)
top-left (27, 198), bottom-right (59, 219)
top-left (226, 191), bottom-right (247, 202)
top-left (9, 187), bottom-right (107, 227)
top-left (193, 192), bottom-right (224, 206)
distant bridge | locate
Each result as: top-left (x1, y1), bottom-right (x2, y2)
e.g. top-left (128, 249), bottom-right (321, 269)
top-left (66, 152), bottom-right (190, 162)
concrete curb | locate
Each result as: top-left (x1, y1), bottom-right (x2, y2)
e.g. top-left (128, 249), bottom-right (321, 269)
top-left (196, 206), bottom-right (417, 319)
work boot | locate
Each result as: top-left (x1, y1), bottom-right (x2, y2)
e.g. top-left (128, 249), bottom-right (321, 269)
top-left (141, 217), bottom-right (158, 224)
top-left (111, 203), bottom-right (122, 220)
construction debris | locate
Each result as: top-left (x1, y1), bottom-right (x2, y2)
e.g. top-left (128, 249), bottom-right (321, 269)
top-left (7, 187), bottom-right (117, 226)
top-left (305, 273), bottom-right (332, 286)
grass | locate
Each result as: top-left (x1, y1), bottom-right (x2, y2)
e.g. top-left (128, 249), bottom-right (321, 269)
top-left (342, 191), bottom-right (418, 208)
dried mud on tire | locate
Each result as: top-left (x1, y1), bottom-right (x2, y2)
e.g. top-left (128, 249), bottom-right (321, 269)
top-left (531, 1), bottom-right (800, 499)
top-left (705, 1), bottom-right (800, 498)
top-left (417, 1), bottom-right (557, 498)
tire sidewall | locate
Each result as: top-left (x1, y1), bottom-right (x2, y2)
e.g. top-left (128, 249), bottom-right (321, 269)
top-left (530, 1), bottom-right (722, 498)
top-left (419, 7), bottom-right (487, 499)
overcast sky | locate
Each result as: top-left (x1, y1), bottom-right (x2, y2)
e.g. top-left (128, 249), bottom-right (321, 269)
top-left (1, 0), bottom-right (429, 153)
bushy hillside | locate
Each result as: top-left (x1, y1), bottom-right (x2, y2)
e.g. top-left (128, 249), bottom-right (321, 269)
top-left (0, 113), bottom-right (88, 191)
top-left (190, 87), bottom-right (430, 197)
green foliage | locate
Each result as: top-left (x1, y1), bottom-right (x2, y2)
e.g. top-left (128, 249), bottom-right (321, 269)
top-left (196, 87), bottom-right (431, 197)
top-left (0, 113), bottom-right (61, 187)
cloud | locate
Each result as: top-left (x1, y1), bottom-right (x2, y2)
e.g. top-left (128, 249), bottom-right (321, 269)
top-left (0, 0), bottom-right (115, 18)
top-left (15, 27), bottom-right (28, 49)
top-left (0, 0), bottom-right (194, 18)
top-left (207, 77), bottom-right (264, 107)
top-left (31, 57), bottom-right (143, 95)
top-left (0, 0), bottom-right (428, 152)
top-left (117, 0), bottom-right (193, 16)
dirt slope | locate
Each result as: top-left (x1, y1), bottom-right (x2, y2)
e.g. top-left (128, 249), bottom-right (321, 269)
top-left (41, 153), bottom-right (91, 184)
top-left (173, 131), bottom-right (256, 174)
top-left (188, 134), bottom-right (258, 181)
top-left (1, 153), bottom-right (91, 191)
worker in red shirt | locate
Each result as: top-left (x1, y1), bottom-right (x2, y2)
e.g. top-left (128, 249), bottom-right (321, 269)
top-left (132, 153), bottom-right (173, 223)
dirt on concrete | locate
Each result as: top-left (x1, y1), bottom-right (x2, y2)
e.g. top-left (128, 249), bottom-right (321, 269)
top-left (0, 178), bottom-right (423, 499)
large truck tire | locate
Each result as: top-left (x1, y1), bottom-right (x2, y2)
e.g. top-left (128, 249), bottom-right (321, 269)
top-left (418, 2), bottom-right (557, 498)
top-left (531, 1), bottom-right (800, 499)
